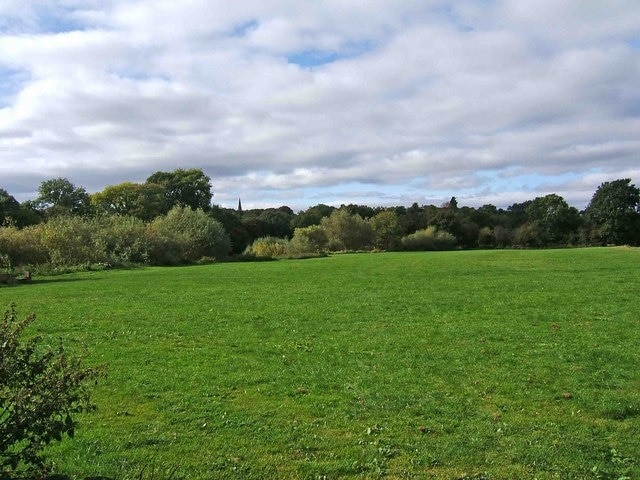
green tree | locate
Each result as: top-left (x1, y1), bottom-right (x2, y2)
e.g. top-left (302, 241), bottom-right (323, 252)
top-left (248, 209), bottom-right (294, 239)
top-left (506, 200), bottom-right (532, 229)
top-left (291, 204), bottom-right (335, 228)
top-left (584, 179), bottom-right (640, 246)
top-left (370, 210), bottom-right (403, 250)
top-left (342, 203), bottom-right (376, 219)
top-left (147, 206), bottom-right (230, 264)
top-left (290, 225), bottom-right (329, 254)
top-left (526, 194), bottom-right (581, 245)
top-left (146, 168), bottom-right (212, 212)
top-left (320, 209), bottom-right (374, 251)
top-left (209, 205), bottom-right (249, 254)
top-left (35, 178), bottom-right (91, 216)
top-left (91, 182), bottom-right (166, 221)
top-left (0, 189), bottom-right (21, 226)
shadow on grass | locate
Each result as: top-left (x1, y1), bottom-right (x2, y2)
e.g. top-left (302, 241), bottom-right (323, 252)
top-left (0, 278), bottom-right (101, 288)
top-left (31, 277), bottom-right (101, 285)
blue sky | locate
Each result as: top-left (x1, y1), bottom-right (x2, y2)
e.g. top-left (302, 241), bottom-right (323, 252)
top-left (1, 1), bottom-right (639, 211)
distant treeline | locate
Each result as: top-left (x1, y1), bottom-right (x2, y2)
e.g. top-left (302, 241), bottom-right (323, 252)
top-left (1, 169), bottom-right (639, 271)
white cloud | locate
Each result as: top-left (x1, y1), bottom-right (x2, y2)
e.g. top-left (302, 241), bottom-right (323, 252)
top-left (0, 0), bottom-right (639, 209)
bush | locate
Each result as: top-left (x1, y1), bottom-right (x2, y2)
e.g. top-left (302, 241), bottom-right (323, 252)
top-left (513, 223), bottom-right (543, 248)
top-left (92, 215), bottom-right (151, 266)
top-left (400, 226), bottom-right (457, 251)
top-left (245, 236), bottom-right (291, 258)
top-left (147, 207), bottom-right (231, 265)
top-left (38, 216), bottom-right (103, 266)
top-left (320, 210), bottom-right (374, 251)
top-left (0, 226), bottom-right (49, 267)
top-left (0, 304), bottom-right (103, 477)
top-left (478, 226), bottom-right (495, 249)
top-left (289, 225), bottom-right (328, 254)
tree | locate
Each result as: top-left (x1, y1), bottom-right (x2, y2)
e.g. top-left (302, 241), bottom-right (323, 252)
top-left (236, 208), bottom-right (294, 245)
top-left (320, 209), bottom-right (374, 251)
top-left (1, 304), bottom-right (103, 476)
top-left (147, 206), bottom-right (230, 264)
top-left (506, 200), bottom-right (533, 229)
top-left (290, 225), bottom-right (329, 254)
top-left (291, 204), bottom-right (335, 228)
top-left (370, 210), bottom-right (403, 250)
top-left (341, 203), bottom-right (376, 219)
top-left (209, 205), bottom-right (249, 254)
top-left (146, 168), bottom-right (212, 212)
top-left (0, 189), bottom-right (21, 226)
top-left (91, 182), bottom-right (166, 221)
top-left (584, 179), bottom-right (640, 246)
top-left (35, 178), bottom-right (91, 216)
top-left (526, 194), bottom-right (581, 245)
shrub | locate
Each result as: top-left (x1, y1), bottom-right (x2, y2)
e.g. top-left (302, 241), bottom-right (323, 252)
top-left (92, 215), bottom-right (151, 266)
top-left (513, 223), bottom-right (543, 248)
top-left (147, 206), bottom-right (231, 264)
top-left (478, 226), bottom-right (495, 249)
top-left (38, 216), bottom-right (104, 266)
top-left (493, 225), bottom-right (512, 248)
top-left (0, 304), bottom-right (103, 477)
top-left (0, 226), bottom-right (49, 267)
top-left (370, 210), bottom-right (404, 250)
top-left (320, 210), bottom-right (374, 251)
top-left (400, 226), bottom-right (457, 251)
top-left (289, 225), bottom-right (329, 254)
top-left (245, 236), bottom-right (291, 258)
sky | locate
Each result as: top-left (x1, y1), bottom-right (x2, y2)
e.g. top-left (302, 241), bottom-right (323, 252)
top-left (1, 1), bottom-right (639, 211)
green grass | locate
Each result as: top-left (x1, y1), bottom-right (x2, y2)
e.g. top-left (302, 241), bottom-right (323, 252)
top-left (2, 248), bottom-right (639, 479)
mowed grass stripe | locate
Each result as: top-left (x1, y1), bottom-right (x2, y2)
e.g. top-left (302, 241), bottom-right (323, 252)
top-left (1, 248), bottom-right (639, 479)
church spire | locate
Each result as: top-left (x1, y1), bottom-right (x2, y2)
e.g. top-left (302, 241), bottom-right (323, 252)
top-left (237, 198), bottom-right (242, 213)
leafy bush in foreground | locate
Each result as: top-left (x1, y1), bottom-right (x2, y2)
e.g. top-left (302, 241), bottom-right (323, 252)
top-left (0, 304), bottom-right (103, 477)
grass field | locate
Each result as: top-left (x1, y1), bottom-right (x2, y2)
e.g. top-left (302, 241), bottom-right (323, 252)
top-left (2, 248), bottom-right (639, 479)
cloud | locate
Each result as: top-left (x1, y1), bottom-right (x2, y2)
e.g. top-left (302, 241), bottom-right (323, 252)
top-left (1, 1), bottom-right (639, 209)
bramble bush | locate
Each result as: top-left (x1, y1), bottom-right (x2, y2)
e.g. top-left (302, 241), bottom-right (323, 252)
top-left (0, 304), bottom-right (104, 478)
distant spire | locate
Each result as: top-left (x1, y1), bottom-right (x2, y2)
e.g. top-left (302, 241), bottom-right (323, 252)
top-left (237, 198), bottom-right (242, 213)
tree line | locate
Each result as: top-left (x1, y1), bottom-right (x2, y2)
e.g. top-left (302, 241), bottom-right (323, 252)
top-left (1, 168), bottom-right (639, 271)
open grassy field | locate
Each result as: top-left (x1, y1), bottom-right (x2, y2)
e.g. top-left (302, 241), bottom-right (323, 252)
top-left (2, 248), bottom-right (639, 479)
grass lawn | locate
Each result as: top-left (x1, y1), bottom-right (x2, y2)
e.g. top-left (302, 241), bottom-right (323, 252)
top-left (1, 248), bottom-right (639, 479)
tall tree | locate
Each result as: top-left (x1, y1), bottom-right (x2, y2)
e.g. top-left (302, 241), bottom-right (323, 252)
top-left (91, 182), bottom-right (166, 220)
top-left (35, 178), bottom-right (91, 216)
top-left (526, 194), bottom-right (581, 245)
top-left (320, 209), bottom-right (374, 251)
top-left (0, 189), bottom-right (21, 226)
top-left (584, 179), bottom-right (640, 245)
top-left (291, 204), bottom-right (335, 228)
top-left (370, 210), bottom-right (404, 250)
top-left (146, 168), bottom-right (212, 212)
